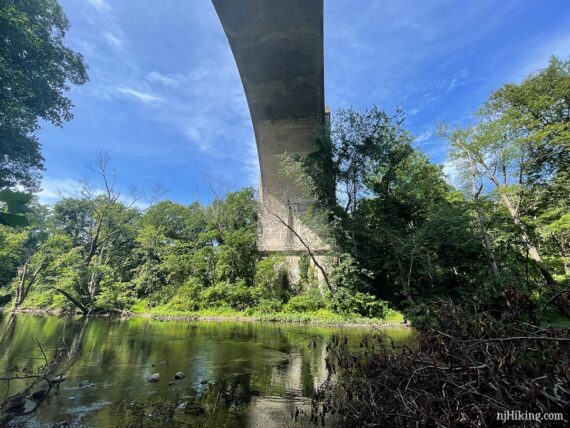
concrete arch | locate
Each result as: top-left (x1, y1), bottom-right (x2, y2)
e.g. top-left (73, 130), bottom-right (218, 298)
top-left (212, 0), bottom-right (326, 253)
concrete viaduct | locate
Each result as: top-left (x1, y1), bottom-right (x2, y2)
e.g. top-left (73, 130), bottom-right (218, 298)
top-left (212, 0), bottom-right (327, 257)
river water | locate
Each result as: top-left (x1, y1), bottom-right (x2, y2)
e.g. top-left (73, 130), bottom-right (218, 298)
top-left (0, 313), bottom-right (414, 427)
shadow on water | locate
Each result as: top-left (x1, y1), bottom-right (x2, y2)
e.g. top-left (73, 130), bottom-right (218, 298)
top-left (0, 314), bottom-right (415, 427)
top-left (0, 313), bottom-right (91, 424)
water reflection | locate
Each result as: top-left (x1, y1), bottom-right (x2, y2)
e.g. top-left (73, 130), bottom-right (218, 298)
top-left (0, 313), bottom-right (414, 427)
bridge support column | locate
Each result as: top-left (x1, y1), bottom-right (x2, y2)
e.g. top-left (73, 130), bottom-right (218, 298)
top-left (212, 0), bottom-right (328, 281)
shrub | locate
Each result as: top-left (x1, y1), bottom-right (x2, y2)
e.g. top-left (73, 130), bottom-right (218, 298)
top-left (331, 288), bottom-right (388, 318)
top-left (256, 298), bottom-right (284, 314)
top-left (164, 278), bottom-right (202, 312)
top-left (200, 280), bottom-right (257, 310)
top-left (254, 255), bottom-right (289, 300)
top-left (284, 288), bottom-right (325, 313)
top-left (308, 301), bottom-right (570, 427)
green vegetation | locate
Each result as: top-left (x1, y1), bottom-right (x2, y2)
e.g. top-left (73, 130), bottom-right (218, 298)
top-left (0, 1), bottom-right (568, 425)
top-left (0, 2), bottom-right (568, 326)
top-left (0, 0), bottom-right (88, 228)
top-left (1, 58), bottom-right (568, 326)
top-left (279, 56), bottom-right (569, 321)
top-left (0, 156), bottom-right (403, 322)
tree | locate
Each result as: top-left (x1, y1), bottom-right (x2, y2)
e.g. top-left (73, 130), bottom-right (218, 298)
top-left (443, 58), bottom-right (570, 289)
top-left (283, 107), bottom-right (487, 306)
top-left (442, 57), bottom-right (570, 316)
top-left (47, 154), bottom-right (140, 313)
top-left (0, 201), bottom-right (48, 305)
top-left (483, 56), bottom-right (569, 184)
top-left (132, 201), bottom-right (206, 306)
top-left (0, 0), bottom-right (88, 191)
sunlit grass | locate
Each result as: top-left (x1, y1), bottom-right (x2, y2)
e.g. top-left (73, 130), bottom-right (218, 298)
top-left (142, 305), bottom-right (407, 326)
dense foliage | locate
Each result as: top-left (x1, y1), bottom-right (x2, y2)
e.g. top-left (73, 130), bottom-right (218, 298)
top-left (0, 157), bottom-right (337, 316)
top-left (1, 1), bottom-right (568, 425)
top-left (0, 58), bottom-right (568, 322)
top-left (284, 56), bottom-right (569, 319)
top-left (0, 0), bottom-right (87, 226)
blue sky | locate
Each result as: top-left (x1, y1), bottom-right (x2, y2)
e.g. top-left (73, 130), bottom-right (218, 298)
top-left (37, 0), bottom-right (570, 205)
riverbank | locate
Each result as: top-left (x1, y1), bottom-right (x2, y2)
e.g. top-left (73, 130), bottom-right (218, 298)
top-left (2, 306), bottom-right (408, 327)
top-left (142, 307), bottom-right (408, 327)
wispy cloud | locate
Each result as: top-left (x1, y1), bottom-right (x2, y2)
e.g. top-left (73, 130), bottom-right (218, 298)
top-left (512, 32), bottom-right (570, 81)
top-left (414, 130), bottom-right (433, 144)
top-left (243, 139), bottom-right (260, 187)
top-left (442, 160), bottom-right (460, 186)
top-left (44, 0), bottom-right (567, 204)
top-left (84, 0), bottom-right (126, 57)
top-left (147, 71), bottom-right (183, 88)
top-left (39, 177), bottom-right (83, 204)
top-left (115, 87), bottom-right (165, 104)
top-left (103, 32), bottom-right (123, 50)
top-left (87, 0), bottom-right (111, 14)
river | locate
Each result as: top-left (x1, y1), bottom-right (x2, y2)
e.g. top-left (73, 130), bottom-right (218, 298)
top-left (0, 313), bottom-right (414, 427)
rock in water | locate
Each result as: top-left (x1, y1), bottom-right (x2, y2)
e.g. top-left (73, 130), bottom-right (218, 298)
top-left (5, 396), bottom-right (26, 412)
top-left (79, 380), bottom-right (90, 388)
top-left (160, 360), bottom-right (168, 366)
top-left (174, 371), bottom-right (185, 380)
top-left (51, 374), bottom-right (66, 384)
top-left (31, 389), bottom-right (48, 400)
top-left (146, 373), bottom-right (160, 383)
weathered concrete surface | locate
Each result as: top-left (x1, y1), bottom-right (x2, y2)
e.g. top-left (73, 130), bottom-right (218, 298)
top-left (212, 0), bottom-right (325, 253)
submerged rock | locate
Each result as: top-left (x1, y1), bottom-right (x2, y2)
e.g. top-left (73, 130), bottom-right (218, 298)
top-left (200, 379), bottom-right (208, 385)
top-left (146, 373), bottom-right (160, 383)
top-left (31, 389), bottom-right (48, 400)
top-left (79, 380), bottom-right (90, 388)
top-left (51, 374), bottom-right (67, 384)
top-left (5, 396), bottom-right (26, 412)
top-left (160, 360), bottom-right (168, 366)
top-left (168, 381), bottom-right (176, 386)
top-left (174, 371), bottom-right (185, 380)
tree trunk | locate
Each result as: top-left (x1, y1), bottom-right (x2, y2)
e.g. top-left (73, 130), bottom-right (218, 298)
top-left (14, 264), bottom-right (28, 310)
top-left (88, 272), bottom-right (102, 301)
top-left (470, 176), bottom-right (499, 276)
top-left (53, 287), bottom-right (89, 315)
top-left (498, 193), bottom-right (555, 286)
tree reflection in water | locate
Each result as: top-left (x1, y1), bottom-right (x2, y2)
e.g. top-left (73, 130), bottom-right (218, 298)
top-left (0, 314), bottom-right (414, 427)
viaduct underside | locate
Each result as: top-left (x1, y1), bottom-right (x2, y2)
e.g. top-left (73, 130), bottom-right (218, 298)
top-left (212, 0), bottom-right (326, 254)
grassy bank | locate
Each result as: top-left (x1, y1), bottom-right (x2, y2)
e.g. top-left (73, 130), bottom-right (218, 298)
top-left (139, 306), bottom-right (407, 326)
top-left (4, 305), bottom-right (407, 327)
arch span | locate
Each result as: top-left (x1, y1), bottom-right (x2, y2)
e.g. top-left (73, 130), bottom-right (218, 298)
top-left (212, 0), bottom-right (326, 253)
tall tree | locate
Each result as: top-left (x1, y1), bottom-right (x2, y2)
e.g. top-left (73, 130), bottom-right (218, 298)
top-left (0, 0), bottom-right (88, 191)
top-left (444, 58), bottom-right (569, 288)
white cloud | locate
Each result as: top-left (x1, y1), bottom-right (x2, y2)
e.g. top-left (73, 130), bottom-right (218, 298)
top-left (244, 139), bottom-right (260, 187)
top-left (39, 177), bottom-right (153, 210)
top-left (442, 160), bottom-right (460, 186)
top-left (184, 125), bottom-right (212, 153)
top-left (414, 130), bottom-right (433, 143)
top-left (87, 0), bottom-right (112, 14)
top-left (115, 87), bottom-right (165, 104)
top-left (514, 33), bottom-right (570, 81)
top-left (147, 71), bottom-right (182, 88)
top-left (103, 32), bottom-right (123, 50)
top-left (39, 177), bottom-right (83, 204)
